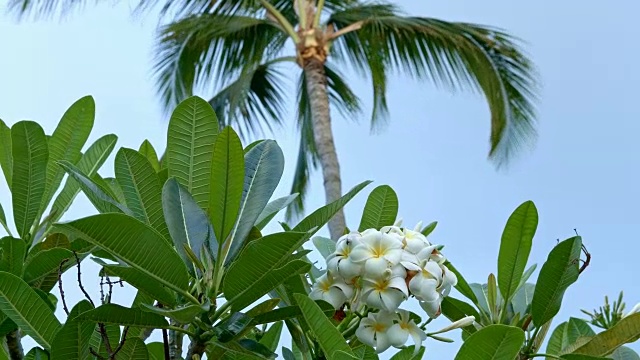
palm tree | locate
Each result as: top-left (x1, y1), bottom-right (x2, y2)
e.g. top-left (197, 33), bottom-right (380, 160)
top-left (8, 0), bottom-right (539, 240)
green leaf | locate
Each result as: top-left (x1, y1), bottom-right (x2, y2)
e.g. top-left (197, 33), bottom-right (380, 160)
top-left (50, 134), bottom-right (117, 221)
top-left (118, 337), bottom-right (149, 360)
top-left (78, 304), bottom-right (170, 328)
top-left (440, 297), bottom-right (479, 336)
top-left (531, 236), bottom-right (582, 327)
top-left (566, 318), bottom-right (596, 348)
top-left (420, 221), bottom-right (438, 237)
top-left (89, 323), bottom-right (120, 359)
top-left (389, 346), bottom-right (425, 360)
top-left (56, 213), bottom-right (190, 296)
top-left (0, 119), bottom-right (12, 187)
top-left (166, 96), bottom-right (219, 208)
top-left (0, 340), bottom-right (8, 360)
top-left (251, 302), bottom-right (335, 325)
top-left (610, 347), bottom-right (640, 360)
top-left (50, 300), bottom-right (94, 360)
top-left (255, 194), bottom-right (299, 230)
top-left (351, 343), bottom-right (378, 360)
top-left (572, 313), bottom-right (640, 357)
top-left (163, 178), bottom-right (217, 269)
top-left (226, 140), bottom-right (284, 265)
top-left (41, 96), bottom-right (95, 218)
top-left (224, 231), bottom-right (313, 311)
top-left (146, 342), bottom-right (166, 360)
top-left (24, 348), bottom-right (49, 360)
top-left (358, 185), bottom-right (398, 231)
top-left (548, 322), bottom-right (569, 356)
top-left (23, 248), bottom-right (73, 285)
top-left (498, 200), bottom-right (538, 304)
top-left (0, 271), bottom-right (61, 349)
top-left (0, 237), bottom-right (26, 277)
top-left (214, 312), bottom-right (254, 343)
top-left (95, 258), bottom-right (177, 307)
top-left (511, 282), bottom-right (536, 317)
top-left (561, 355), bottom-right (609, 360)
top-left (208, 126), bottom-right (244, 243)
top-left (139, 140), bottom-right (160, 172)
top-left (260, 321), bottom-right (284, 352)
top-left (312, 236), bottom-right (336, 260)
top-left (0, 203), bottom-right (10, 236)
top-left (443, 260), bottom-right (478, 305)
top-left (11, 121), bottom-right (49, 238)
top-left (58, 160), bottom-right (131, 215)
top-left (115, 148), bottom-right (170, 241)
top-left (101, 176), bottom-right (126, 205)
top-left (293, 294), bottom-right (354, 359)
top-left (294, 181), bottom-right (372, 234)
top-left (141, 301), bottom-right (209, 324)
top-left (454, 324), bottom-right (525, 360)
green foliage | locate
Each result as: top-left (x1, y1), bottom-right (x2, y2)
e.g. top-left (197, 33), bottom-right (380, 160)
top-left (358, 185), bottom-right (398, 231)
top-left (454, 325), bottom-right (525, 360)
top-left (50, 300), bottom-right (95, 360)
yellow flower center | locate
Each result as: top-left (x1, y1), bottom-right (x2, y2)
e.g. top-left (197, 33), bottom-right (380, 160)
top-left (373, 323), bottom-right (386, 332)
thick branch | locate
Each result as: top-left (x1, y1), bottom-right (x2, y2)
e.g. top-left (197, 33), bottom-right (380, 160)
top-left (6, 330), bottom-right (23, 360)
top-left (185, 339), bottom-right (207, 360)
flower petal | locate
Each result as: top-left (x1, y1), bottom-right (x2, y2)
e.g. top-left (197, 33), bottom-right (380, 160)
top-left (349, 245), bottom-right (373, 263)
top-left (420, 296), bottom-right (443, 319)
top-left (380, 288), bottom-right (406, 312)
top-left (355, 323), bottom-right (376, 348)
top-left (388, 324), bottom-right (410, 347)
top-left (363, 257), bottom-right (390, 277)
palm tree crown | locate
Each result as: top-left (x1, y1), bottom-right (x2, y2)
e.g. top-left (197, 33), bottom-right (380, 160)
top-left (8, 0), bottom-right (539, 237)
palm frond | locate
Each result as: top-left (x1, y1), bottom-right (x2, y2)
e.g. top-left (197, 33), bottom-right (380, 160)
top-left (328, 4), bottom-right (539, 166)
top-left (153, 13), bottom-right (288, 112)
top-left (208, 57), bottom-right (292, 139)
top-left (286, 63), bottom-right (362, 220)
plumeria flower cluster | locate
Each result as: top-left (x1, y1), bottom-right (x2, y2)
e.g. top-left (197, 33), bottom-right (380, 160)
top-left (310, 220), bottom-right (461, 353)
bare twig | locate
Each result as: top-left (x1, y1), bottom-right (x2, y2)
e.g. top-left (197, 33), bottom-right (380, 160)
top-left (98, 323), bottom-right (113, 355)
top-left (90, 347), bottom-right (107, 360)
top-left (73, 251), bottom-right (94, 307)
top-left (58, 258), bottom-right (70, 316)
top-left (111, 326), bottom-right (130, 358)
top-left (162, 328), bottom-right (170, 360)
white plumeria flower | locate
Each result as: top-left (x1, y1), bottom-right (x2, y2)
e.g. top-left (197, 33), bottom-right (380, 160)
top-left (408, 261), bottom-right (442, 301)
top-left (355, 312), bottom-right (396, 353)
top-left (350, 229), bottom-right (403, 275)
top-left (327, 233), bottom-right (363, 281)
top-left (401, 244), bottom-right (439, 271)
top-left (388, 310), bottom-right (427, 355)
top-left (429, 315), bottom-right (475, 335)
top-left (420, 296), bottom-right (443, 319)
top-left (309, 273), bottom-right (354, 309)
top-left (362, 268), bottom-right (408, 311)
top-left (437, 264), bottom-right (458, 297)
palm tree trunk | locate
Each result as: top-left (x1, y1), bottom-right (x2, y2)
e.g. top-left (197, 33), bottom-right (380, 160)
top-left (303, 58), bottom-right (345, 240)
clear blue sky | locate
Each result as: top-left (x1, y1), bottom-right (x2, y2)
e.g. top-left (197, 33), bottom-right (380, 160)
top-left (1, 0), bottom-right (638, 358)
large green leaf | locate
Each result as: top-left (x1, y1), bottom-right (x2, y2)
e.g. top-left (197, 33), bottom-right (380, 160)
top-left (224, 231), bottom-right (313, 311)
top-left (389, 346), bottom-right (425, 360)
top-left (56, 213), bottom-right (190, 296)
top-left (78, 304), bottom-right (170, 328)
top-left (23, 248), bottom-right (73, 285)
top-left (0, 203), bottom-right (10, 237)
top-left (572, 313), bottom-right (640, 357)
top-left (58, 161), bottom-right (131, 215)
top-left (260, 321), bottom-right (284, 353)
top-left (115, 148), bottom-right (170, 241)
top-left (163, 178), bottom-right (217, 268)
top-left (0, 237), bottom-right (26, 277)
top-left (511, 282), bottom-right (536, 318)
top-left (561, 355), bottom-right (610, 360)
top-left (50, 300), bottom-right (95, 360)
top-left (454, 324), bottom-right (525, 360)
top-left (0, 272), bottom-right (61, 349)
top-left (139, 140), bottom-right (160, 172)
top-left (11, 120), bottom-right (49, 238)
top-left (208, 126), bottom-right (244, 244)
top-left (95, 259), bottom-right (176, 307)
top-left (0, 340), bottom-right (8, 360)
top-left (141, 301), bottom-right (209, 324)
top-left (294, 181), bottom-right (372, 233)
top-left (358, 185), bottom-right (398, 231)
top-left (531, 236), bottom-right (582, 327)
top-left (312, 236), bottom-right (336, 260)
top-left (443, 260), bottom-right (479, 305)
top-left (610, 347), bottom-right (640, 360)
top-left (548, 322), bottom-right (570, 357)
top-left (41, 96), bottom-right (95, 218)
top-left (255, 194), bottom-right (299, 230)
top-left (146, 342), bottom-right (166, 360)
top-left (166, 96), bottom-right (219, 208)
top-left (50, 134), bottom-right (118, 221)
top-left (118, 337), bottom-right (149, 360)
top-left (0, 119), bottom-right (12, 187)
top-left (293, 294), bottom-right (354, 359)
top-left (497, 200), bottom-right (538, 304)
top-left (226, 140), bottom-right (284, 265)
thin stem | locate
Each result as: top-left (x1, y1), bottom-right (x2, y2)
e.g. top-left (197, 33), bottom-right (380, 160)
top-left (162, 329), bottom-right (170, 360)
top-left (313, 0), bottom-right (325, 27)
top-left (167, 326), bottom-right (196, 338)
top-left (90, 347), bottom-right (106, 360)
top-left (111, 326), bottom-right (129, 358)
top-left (258, 0), bottom-right (299, 42)
top-left (73, 251), bottom-right (94, 307)
top-left (210, 300), bottom-right (232, 323)
top-left (58, 258), bottom-right (70, 316)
